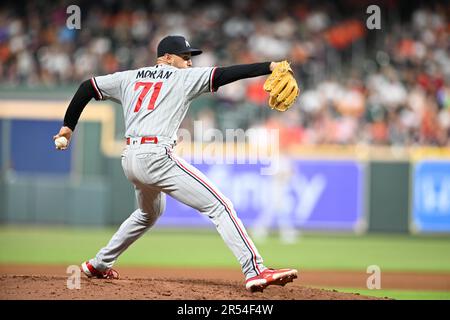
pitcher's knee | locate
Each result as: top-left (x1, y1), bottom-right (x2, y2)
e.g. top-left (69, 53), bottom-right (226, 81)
top-left (131, 209), bottom-right (158, 227)
top-left (137, 199), bottom-right (164, 226)
top-left (203, 199), bottom-right (232, 220)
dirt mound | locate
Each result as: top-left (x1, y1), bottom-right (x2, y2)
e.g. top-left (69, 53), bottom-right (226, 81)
top-left (0, 275), bottom-right (384, 300)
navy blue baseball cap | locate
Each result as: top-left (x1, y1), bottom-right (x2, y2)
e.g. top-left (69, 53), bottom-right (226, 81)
top-left (157, 35), bottom-right (202, 57)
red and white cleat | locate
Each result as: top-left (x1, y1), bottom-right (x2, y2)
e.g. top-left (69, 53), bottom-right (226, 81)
top-left (245, 268), bottom-right (298, 292)
top-left (80, 261), bottom-right (119, 280)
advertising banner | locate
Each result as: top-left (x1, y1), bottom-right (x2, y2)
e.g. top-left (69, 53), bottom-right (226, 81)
top-left (412, 161), bottom-right (450, 233)
top-left (158, 159), bottom-right (364, 231)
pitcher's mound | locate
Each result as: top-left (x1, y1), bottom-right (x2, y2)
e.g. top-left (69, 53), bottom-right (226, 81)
top-left (0, 275), bottom-right (385, 300)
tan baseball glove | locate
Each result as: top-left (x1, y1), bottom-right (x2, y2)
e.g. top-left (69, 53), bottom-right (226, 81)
top-left (263, 61), bottom-right (299, 112)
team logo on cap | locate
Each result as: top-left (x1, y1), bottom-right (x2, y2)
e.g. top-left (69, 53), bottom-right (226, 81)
top-left (185, 40), bottom-right (190, 47)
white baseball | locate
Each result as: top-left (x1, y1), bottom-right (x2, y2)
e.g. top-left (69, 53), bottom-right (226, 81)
top-left (55, 136), bottom-right (68, 149)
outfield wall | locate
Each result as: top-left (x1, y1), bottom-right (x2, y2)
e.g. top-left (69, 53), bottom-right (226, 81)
top-left (1, 99), bottom-right (449, 234)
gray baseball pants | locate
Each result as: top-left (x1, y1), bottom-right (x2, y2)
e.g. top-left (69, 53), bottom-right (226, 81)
top-left (89, 140), bottom-right (266, 279)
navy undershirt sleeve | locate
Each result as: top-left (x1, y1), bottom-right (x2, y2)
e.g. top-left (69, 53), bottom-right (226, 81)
top-left (63, 80), bottom-right (96, 131)
top-left (211, 62), bottom-right (271, 91)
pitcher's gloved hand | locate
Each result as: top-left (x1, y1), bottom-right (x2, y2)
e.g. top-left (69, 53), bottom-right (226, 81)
top-left (264, 61), bottom-right (300, 112)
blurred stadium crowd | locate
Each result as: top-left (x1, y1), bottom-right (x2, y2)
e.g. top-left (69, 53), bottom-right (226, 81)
top-left (0, 0), bottom-right (449, 146)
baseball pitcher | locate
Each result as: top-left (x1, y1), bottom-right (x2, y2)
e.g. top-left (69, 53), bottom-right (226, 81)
top-left (53, 35), bottom-right (299, 292)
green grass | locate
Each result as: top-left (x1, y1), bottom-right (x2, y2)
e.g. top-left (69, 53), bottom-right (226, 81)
top-left (0, 225), bottom-right (450, 273)
top-left (328, 288), bottom-right (450, 300)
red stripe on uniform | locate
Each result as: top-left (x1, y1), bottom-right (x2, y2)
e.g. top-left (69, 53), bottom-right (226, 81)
top-left (90, 78), bottom-right (102, 100)
top-left (167, 149), bottom-right (261, 274)
top-left (210, 67), bottom-right (217, 92)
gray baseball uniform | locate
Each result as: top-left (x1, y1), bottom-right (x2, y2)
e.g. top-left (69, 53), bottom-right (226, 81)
top-left (88, 64), bottom-right (266, 279)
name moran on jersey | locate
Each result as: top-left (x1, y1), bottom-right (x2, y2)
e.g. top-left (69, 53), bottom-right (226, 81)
top-left (136, 69), bottom-right (173, 80)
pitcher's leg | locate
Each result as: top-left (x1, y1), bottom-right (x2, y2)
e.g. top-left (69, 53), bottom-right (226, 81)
top-left (162, 150), bottom-right (265, 279)
top-left (91, 186), bottom-right (165, 271)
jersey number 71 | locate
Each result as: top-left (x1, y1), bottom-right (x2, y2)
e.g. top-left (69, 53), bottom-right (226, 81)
top-left (133, 81), bottom-right (163, 112)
